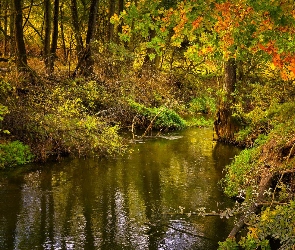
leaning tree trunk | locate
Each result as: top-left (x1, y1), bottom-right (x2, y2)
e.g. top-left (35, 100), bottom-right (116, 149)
top-left (214, 58), bottom-right (239, 143)
top-left (13, 0), bottom-right (28, 71)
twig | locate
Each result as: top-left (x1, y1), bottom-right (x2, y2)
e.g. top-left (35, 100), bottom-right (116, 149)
top-left (140, 109), bottom-right (163, 139)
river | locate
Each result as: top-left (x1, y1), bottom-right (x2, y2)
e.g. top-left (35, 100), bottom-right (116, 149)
top-left (0, 127), bottom-right (240, 250)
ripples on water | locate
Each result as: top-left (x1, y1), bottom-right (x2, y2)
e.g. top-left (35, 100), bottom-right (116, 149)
top-left (0, 128), bottom-right (240, 250)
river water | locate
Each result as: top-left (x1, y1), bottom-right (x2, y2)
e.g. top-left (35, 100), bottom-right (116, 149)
top-left (0, 127), bottom-right (240, 250)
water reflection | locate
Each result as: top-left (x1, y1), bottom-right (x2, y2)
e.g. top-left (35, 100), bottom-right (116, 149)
top-left (0, 128), bottom-right (240, 250)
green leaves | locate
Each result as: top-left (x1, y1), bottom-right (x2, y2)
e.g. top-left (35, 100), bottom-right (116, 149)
top-left (0, 141), bottom-right (34, 169)
top-left (129, 100), bottom-right (186, 130)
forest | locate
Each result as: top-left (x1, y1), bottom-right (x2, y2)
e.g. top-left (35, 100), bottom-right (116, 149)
top-left (0, 0), bottom-right (295, 249)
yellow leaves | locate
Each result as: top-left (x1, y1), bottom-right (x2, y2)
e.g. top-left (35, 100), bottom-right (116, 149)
top-left (122, 25), bottom-right (131, 34)
top-left (125, 1), bottom-right (131, 8)
top-left (248, 227), bottom-right (259, 239)
top-left (110, 13), bottom-right (120, 24)
top-left (199, 46), bottom-right (214, 55)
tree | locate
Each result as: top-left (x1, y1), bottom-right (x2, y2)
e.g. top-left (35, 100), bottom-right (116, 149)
top-left (73, 0), bottom-right (99, 77)
top-left (214, 58), bottom-right (238, 142)
top-left (43, 0), bottom-right (51, 75)
top-left (13, 0), bottom-right (28, 71)
top-left (70, 0), bottom-right (84, 57)
top-left (107, 0), bottom-right (115, 42)
top-left (50, 0), bottom-right (60, 73)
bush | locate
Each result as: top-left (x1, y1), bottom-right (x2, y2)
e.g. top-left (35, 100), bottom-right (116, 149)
top-left (186, 116), bottom-right (214, 127)
top-left (187, 95), bottom-right (216, 115)
top-left (222, 147), bottom-right (259, 198)
top-left (0, 141), bottom-right (34, 169)
top-left (4, 81), bottom-right (127, 160)
top-left (129, 100), bottom-right (186, 130)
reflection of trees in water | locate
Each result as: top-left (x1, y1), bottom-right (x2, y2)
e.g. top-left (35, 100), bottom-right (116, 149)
top-left (0, 128), bottom-right (240, 249)
top-left (212, 142), bottom-right (241, 173)
top-left (0, 176), bottom-right (22, 250)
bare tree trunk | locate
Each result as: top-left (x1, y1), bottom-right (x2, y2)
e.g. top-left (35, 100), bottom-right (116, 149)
top-left (44, 0), bottom-right (51, 75)
top-left (13, 0), bottom-right (28, 71)
top-left (49, 0), bottom-right (59, 73)
top-left (214, 58), bottom-right (239, 142)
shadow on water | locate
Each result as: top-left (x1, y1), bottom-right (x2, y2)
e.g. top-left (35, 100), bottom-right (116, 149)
top-left (0, 127), bottom-right (240, 250)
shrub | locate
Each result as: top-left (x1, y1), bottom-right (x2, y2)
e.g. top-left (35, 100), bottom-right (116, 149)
top-left (0, 141), bottom-right (34, 169)
top-left (188, 96), bottom-right (216, 115)
top-left (129, 100), bottom-right (186, 130)
top-left (5, 81), bottom-right (127, 160)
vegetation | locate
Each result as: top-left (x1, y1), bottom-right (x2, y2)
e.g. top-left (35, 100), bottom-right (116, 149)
top-left (0, 0), bottom-right (294, 248)
top-left (0, 141), bottom-right (34, 169)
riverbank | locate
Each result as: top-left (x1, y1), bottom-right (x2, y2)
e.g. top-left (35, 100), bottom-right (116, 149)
top-left (0, 68), bottom-right (217, 169)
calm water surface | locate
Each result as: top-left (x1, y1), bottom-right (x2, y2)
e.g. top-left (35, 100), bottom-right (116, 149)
top-left (0, 127), bottom-right (240, 250)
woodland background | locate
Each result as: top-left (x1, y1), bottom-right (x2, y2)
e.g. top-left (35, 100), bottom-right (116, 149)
top-left (0, 0), bottom-right (295, 248)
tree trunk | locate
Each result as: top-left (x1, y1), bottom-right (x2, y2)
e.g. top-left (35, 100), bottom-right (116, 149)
top-left (117, 0), bottom-right (124, 35)
top-left (59, 3), bottom-right (67, 63)
top-left (49, 0), bottom-right (59, 74)
top-left (72, 0), bottom-right (99, 77)
top-left (13, 0), bottom-right (28, 71)
top-left (44, 0), bottom-right (51, 75)
top-left (214, 58), bottom-right (239, 142)
top-left (9, 2), bottom-right (15, 57)
top-left (70, 0), bottom-right (84, 57)
top-left (3, 0), bottom-right (9, 56)
top-left (143, 29), bottom-right (161, 69)
top-left (107, 0), bottom-right (115, 42)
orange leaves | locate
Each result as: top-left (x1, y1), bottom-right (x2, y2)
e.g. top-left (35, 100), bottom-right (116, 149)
top-left (287, 58), bottom-right (295, 75)
top-left (258, 41), bottom-right (276, 54)
top-left (214, 2), bottom-right (233, 33)
top-left (198, 46), bottom-right (214, 56)
top-left (257, 40), bottom-right (295, 80)
top-left (272, 53), bottom-right (283, 68)
top-left (192, 16), bottom-right (203, 29)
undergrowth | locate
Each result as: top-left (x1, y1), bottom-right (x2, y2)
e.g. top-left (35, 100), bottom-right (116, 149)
top-left (0, 141), bottom-right (34, 169)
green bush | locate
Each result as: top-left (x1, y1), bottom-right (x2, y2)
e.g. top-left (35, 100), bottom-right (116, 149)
top-left (0, 141), bottom-right (34, 169)
top-left (222, 147), bottom-right (259, 198)
top-left (129, 100), bottom-right (186, 129)
top-left (188, 96), bottom-right (216, 115)
top-left (186, 116), bottom-right (214, 127)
